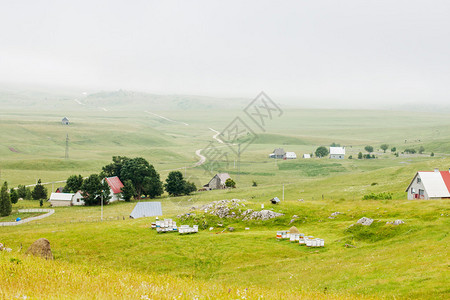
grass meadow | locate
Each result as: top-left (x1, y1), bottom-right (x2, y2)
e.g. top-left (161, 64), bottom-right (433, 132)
top-left (1, 103), bottom-right (450, 299)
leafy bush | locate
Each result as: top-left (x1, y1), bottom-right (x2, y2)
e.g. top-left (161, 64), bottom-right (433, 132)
top-left (362, 192), bottom-right (393, 200)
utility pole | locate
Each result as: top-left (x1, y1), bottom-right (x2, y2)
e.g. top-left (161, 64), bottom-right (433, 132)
top-left (65, 133), bottom-right (69, 160)
top-left (282, 184), bottom-right (285, 201)
top-left (237, 143), bottom-right (241, 182)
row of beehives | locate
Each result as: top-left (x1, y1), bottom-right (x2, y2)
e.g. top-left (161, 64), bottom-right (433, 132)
top-left (151, 218), bottom-right (198, 234)
top-left (276, 231), bottom-right (325, 247)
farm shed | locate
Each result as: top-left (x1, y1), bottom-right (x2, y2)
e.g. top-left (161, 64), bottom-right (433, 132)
top-left (329, 147), bottom-right (345, 159)
top-left (48, 193), bottom-right (75, 207)
top-left (105, 176), bottom-right (124, 202)
top-left (203, 173), bottom-right (231, 190)
top-left (405, 168), bottom-right (450, 200)
top-left (61, 117), bottom-right (69, 125)
top-left (130, 202), bottom-right (162, 219)
top-left (303, 154), bottom-right (311, 159)
top-left (271, 197), bottom-right (280, 204)
top-left (285, 152), bottom-right (297, 159)
top-left (269, 148), bottom-right (286, 159)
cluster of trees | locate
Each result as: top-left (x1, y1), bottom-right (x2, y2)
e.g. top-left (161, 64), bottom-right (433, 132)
top-left (357, 152), bottom-right (376, 159)
top-left (61, 156), bottom-right (198, 206)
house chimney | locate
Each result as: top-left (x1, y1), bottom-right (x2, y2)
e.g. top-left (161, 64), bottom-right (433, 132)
top-left (434, 168), bottom-right (439, 173)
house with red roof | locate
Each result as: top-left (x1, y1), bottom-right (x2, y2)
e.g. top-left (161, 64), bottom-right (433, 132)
top-left (105, 176), bottom-right (124, 202)
top-left (405, 168), bottom-right (450, 200)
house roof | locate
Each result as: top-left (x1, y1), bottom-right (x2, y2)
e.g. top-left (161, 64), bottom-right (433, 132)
top-left (406, 170), bottom-right (450, 197)
top-left (62, 117), bottom-right (69, 121)
top-left (105, 176), bottom-right (124, 194)
top-left (49, 192), bottom-right (74, 201)
top-left (330, 147), bottom-right (345, 155)
top-left (217, 173), bottom-right (231, 184)
top-left (273, 148), bottom-right (285, 156)
top-left (130, 202), bottom-right (162, 219)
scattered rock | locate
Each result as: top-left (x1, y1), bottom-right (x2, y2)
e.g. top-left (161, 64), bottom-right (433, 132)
top-left (356, 217), bottom-right (374, 226)
top-left (345, 244), bottom-right (356, 248)
top-left (5, 248), bottom-right (12, 252)
top-left (242, 210), bottom-right (284, 221)
top-left (289, 219), bottom-right (296, 224)
top-left (386, 220), bottom-right (405, 225)
top-left (25, 238), bottom-right (53, 260)
top-left (289, 226), bottom-right (300, 234)
top-left (292, 215), bottom-right (298, 219)
top-left (328, 216), bottom-right (335, 219)
top-left (298, 199), bottom-right (304, 202)
top-left (331, 212), bottom-right (341, 216)
top-left (228, 227), bottom-right (235, 232)
top-left (209, 227), bottom-right (214, 231)
top-left (245, 227), bottom-right (250, 230)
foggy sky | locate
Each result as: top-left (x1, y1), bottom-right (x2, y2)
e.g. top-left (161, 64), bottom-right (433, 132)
top-left (1, 0), bottom-right (449, 106)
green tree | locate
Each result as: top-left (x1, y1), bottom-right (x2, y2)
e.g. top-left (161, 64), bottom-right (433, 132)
top-left (418, 146), bottom-right (425, 154)
top-left (380, 144), bottom-right (389, 153)
top-left (183, 181), bottom-right (197, 195)
top-left (431, 152), bottom-right (434, 157)
top-left (101, 156), bottom-right (130, 178)
top-left (164, 171), bottom-right (186, 196)
top-left (358, 152), bottom-right (363, 159)
top-left (121, 180), bottom-right (135, 202)
top-left (63, 174), bottom-right (84, 193)
top-left (391, 147), bottom-right (396, 152)
top-left (315, 146), bottom-right (329, 158)
top-left (364, 145), bottom-right (374, 153)
top-left (142, 175), bottom-right (164, 199)
top-left (10, 189), bottom-right (19, 204)
top-left (120, 157), bottom-right (161, 198)
top-left (330, 142), bottom-right (340, 147)
top-left (17, 185), bottom-right (29, 199)
top-left (81, 174), bottom-right (111, 206)
top-left (32, 179), bottom-right (48, 200)
top-left (225, 178), bottom-right (236, 188)
top-left (0, 182), bottom-right (12, 217)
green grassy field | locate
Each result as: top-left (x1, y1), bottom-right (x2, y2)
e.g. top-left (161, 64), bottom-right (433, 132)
top-left (1, 98), bottom-right (450, 299)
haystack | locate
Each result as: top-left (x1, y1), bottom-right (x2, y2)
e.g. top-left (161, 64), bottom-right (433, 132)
top-left (25, 238), bottom-right (53, 260)
top-left (289, 226), bottom-right (300, 234)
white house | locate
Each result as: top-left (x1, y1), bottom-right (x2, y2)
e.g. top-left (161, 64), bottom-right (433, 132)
top-left (72, 191), bottom-right (84, 206)
top-left (285, 152), bottom-right (297, 159)
top-left (105, 176), bottom-right (124, 202)
top-left (49, 192), bottom-right (84, 207)
top-left (405, 168), bottom-right (450, 200)
top-left (303, 154), bottom-right (311, 159)
top-left (330, 147), bottom-right (345, 159)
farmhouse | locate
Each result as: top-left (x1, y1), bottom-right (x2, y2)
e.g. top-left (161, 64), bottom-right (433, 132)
top-left (285, 152), bottom-right (297, 159)
top-left (48, 192), bottom-right (83, 207)
top-left (303, 154), bottom-right (311, 159)
top-left (405, 168), bottom-right (450, 200)
top-left (61, 117), bottom-right (69, 125)
top-left (203, 173), bottom-right (231, 190)
top-left (330, 147), bottom-right (345, 159)
top-left (269, 148), bottom-right (286, 159)
top-left (105, 176), bottom-right (124, 202)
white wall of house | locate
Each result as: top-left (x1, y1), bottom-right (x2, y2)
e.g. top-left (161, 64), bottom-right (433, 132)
top-left (109, 190), bottom-right (123, 203)
top-left (49, 200), bottom-right (72, 207)
top-left (407, 174), bottom-right (428, 200)
top-left (330, 154), bottom-right (345, 159)
top-left (71, 192), bottom-right (85, 206)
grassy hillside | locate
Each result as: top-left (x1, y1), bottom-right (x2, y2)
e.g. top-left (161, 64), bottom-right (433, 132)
top-left (1, 94), bottom-right (450, 299)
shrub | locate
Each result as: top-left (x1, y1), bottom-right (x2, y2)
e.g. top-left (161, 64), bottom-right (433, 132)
top-left (362, 192), bottom-right (393, 200)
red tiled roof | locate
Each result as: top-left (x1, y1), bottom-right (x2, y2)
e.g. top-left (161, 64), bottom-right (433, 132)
top-left (105, 176), bottom-right (124, 194)
top-left (440, 171), bottom-right (450, 193)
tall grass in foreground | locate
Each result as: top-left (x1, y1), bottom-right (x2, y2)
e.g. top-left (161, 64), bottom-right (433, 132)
top-left (0, 252), bottom-right (363, 300)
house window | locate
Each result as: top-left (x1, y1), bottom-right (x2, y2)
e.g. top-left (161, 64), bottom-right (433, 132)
top-left (419, 189), bottom-right (424, 196)
top-left (411, 188), bottom-right (415, 194)
top-left (417, 177), bottom-right (421, 183)
top-left (77, 199), bottom-right (80, 202)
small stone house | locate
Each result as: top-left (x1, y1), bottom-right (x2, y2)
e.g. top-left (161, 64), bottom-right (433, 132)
top-left (62, 117), bottom-right (69, 125)
top-left (269, 148), bottom-right (286, 159)
top-left (203, 173), bottom-right (231, 190)
top-left (48, 192), bottom-right (84, 206)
